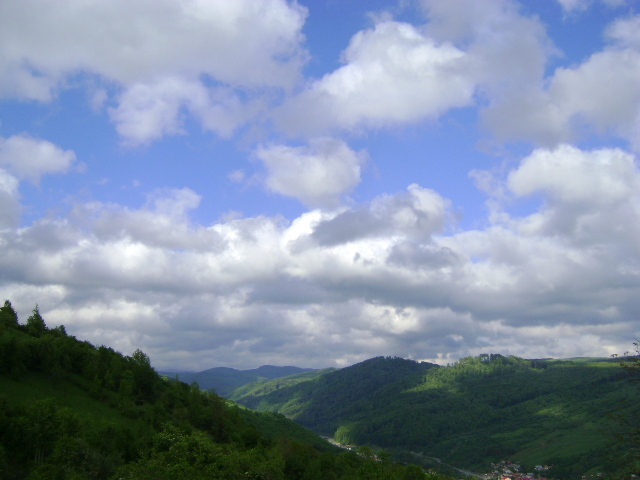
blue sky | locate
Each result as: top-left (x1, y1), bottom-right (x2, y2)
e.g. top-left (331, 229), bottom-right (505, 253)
top-left (1, 0), bottom-right (640, 370)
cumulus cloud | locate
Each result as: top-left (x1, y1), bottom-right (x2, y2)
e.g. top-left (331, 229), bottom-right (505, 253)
top-left (0, 189), bottom-right (285, 298)
top-left (508, 145), bottom-right (640, 205)
top-left (0, 0), bottom-right (307, 94)
top-left (254, 138), bottom-right (367, 208)
top-left (447, 145), bottom-right (640, 330)
top-left (276, 20), bottom-right (475, 135)
top-left (483, 13), bottom-right (640, 149)
top-left (0, 134), bottom-right (76, 184)
top-left (607, 14), bottom-right (640, 49)
top-left (506, 145), bottom-right (640, 253)
top-left (110, 78), bottom-right (257, 145)
top-left (405, 1), bottom-right (640, 151)
top-left (276, 0), bottom-right (555, 140)
top-left (307, 184), bottom-right (449, 246)
top-left (0, 0), bottom-right (307, 143)
top-left (80, 188), bottom-right (226, 252)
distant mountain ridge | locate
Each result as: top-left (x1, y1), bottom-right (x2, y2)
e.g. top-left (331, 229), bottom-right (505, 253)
top-left (160, 364), bottom-right (317, 397)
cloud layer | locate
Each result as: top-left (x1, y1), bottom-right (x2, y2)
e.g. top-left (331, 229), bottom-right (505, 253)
top-left (2, 143), bottom-right (639, 369)
top-left (1, 0), bottom-right (640, 370)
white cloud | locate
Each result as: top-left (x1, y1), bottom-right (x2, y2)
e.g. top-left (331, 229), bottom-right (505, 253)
top-left (412, 0), bottom-right (557, 141)
top-left (110, 77), bottom-right (254, 145)
top-left (410, 2), bottom-right (640, 151)
top-left (255, 138), bottom-right (367, 208)
top-left (80, 188), bottom-right (225, 252)
top-left (505, 145), bottom-right (640, 254)
top-left (0, 0), bottom-right (307, 94)
top-left (277, 20), bottom-right (475, 135)
top-left (421, 0), bottom-right (535, 45)
top-left (606, 14), bottom-right (640, 49)
top-left (304, 184), bottom-right (450, 247)
top-left (0, 134), bottom-right (76, 184)
top-left (556, 0), bottom-right (625, 13)
top-left (508, 144), bottom-right (639, 204)
top-left (109, 79), bottom-right (194, 144)
top-left (483, 13), bottom-right (640, 149)
top-left (0, 168), bottom-right (21, 228)
top-left (0, 0), bottom-right (308, 142)
top-left (551, 51), bottom-right (640, 141)
top-left (277, 0), bottom-right (555, 140)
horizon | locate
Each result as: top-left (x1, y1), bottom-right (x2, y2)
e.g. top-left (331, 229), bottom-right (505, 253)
top-left (156, 353), bottom-right (621, 373)
top-left (1, 0), bottom-right (640, 370)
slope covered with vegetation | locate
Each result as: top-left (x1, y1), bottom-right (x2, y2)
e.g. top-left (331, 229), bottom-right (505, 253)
top-left (230, 353), bottom-right (640, 477)
top-left (0, 300), bottom-right (447, 480)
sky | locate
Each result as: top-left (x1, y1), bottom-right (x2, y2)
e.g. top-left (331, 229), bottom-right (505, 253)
top-left (1, 0), bottom-right (640, 371)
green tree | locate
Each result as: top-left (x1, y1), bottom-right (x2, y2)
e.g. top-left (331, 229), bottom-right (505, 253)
top-left (129, 349), bottom-right (159, 403)
top-left (0, 300), bottom-right (19, 328)
top-left (26, 305), bottom-right (47, 337)
top-left (132, 349), bottom-right (151, 368)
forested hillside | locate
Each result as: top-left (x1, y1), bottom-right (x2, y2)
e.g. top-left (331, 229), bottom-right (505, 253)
top-left (231, 353), bottom-right (640, 477)
top-left (230, 356), bottom-right (438, 428)
top-left (0, 301), bottom-right (445, 480)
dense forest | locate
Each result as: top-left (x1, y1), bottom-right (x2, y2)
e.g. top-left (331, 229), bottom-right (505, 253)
top-left (0, 300), bottom-right (446, 480)
top-left (230, 353), bottom-right (640, 477)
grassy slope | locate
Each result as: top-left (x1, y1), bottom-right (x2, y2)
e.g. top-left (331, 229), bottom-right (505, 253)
top-left (0, 372), bottom-right (136, 431)
top-left (229, 368), bottom-right (336, 416)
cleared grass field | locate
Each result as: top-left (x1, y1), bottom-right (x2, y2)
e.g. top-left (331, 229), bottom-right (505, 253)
top-left (0, 371), bottom-right (138, 431)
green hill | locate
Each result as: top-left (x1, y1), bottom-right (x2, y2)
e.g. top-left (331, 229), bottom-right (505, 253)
top-left (229, 353), bottom-right (640, 476)
top-left (230, 356), bottom-right (437, 426)
top-left (0, 301), bottom-right (444, 480)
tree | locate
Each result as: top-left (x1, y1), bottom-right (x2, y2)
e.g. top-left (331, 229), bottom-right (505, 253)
top-left (132, 349), bottom-right (151, 368)
top-left (0, 300), bottom-right (19, 328)
top-left (26, 305), bottom-right (47, 337)
top-left (130, 349), bottom-right (159, 403)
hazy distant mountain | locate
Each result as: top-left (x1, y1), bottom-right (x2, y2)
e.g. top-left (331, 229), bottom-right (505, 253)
top-left (160, 365), bottom-right (317, 397)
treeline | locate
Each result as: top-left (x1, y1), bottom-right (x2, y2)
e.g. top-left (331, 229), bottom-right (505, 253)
top-left (0, 301), bottom-right (446, 480)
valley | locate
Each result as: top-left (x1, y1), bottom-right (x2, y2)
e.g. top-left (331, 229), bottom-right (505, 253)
top-left (2, 301), bottom-right (639, 479)
top-left (217, 355), bottom-right (639, 477)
